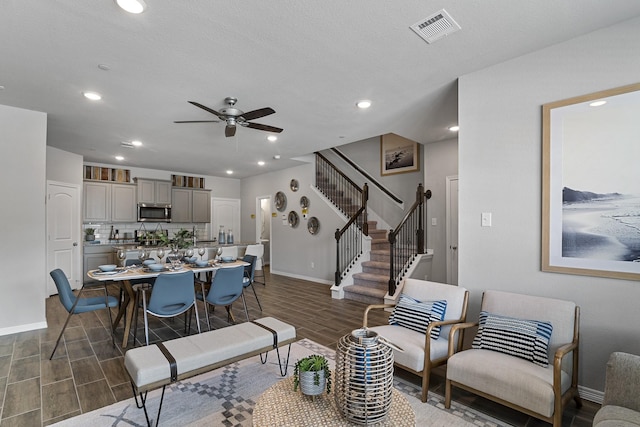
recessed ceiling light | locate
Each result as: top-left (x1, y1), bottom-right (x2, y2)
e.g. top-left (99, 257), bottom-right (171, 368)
top-left (115, 0), bottom-right (147, 14)
top-left (115, 155), bottom-right (124, 161)
top-left (448, 125), bottom-right (459, 131)
top-left (83, 91), bottom-right (102, 101)
top-left (267, 135), bottom-right (278, 142)
top-left (226, 170), bottom-right (233, 175)
top-left (273, 155), bottom-right (281, 160)
top-left (258, 161), bottom-right (265, 166)
top-left (131, 140), bottom-right (142, 147)
top-left (590, 100), bottom-right (607, 107)
top-left (356, 100), bottom-right (372, 109)
top-left (97, 64), bottom-right (110, 71)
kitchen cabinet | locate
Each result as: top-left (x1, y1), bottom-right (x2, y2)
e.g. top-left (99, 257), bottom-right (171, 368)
top-left (83, 245), bottom-right (113, 283)
top-left (111, 184), bottom-right (137, 222)
top-left (172, 188), bottom-right (211, 223)
top-left (192, 189), bottom-right (211, 223)
top-left (83, 181), bottom-right (136, 222)
top-left (135, 178), bottom-right (172, 205)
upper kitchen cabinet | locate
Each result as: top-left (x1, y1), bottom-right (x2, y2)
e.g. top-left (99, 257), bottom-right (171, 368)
top-left (172, 188), bottom-right (211, 223)
top-left (135, 178), bottom-right (172, 205)
top-left (84, 181), bottom-right (136, 223)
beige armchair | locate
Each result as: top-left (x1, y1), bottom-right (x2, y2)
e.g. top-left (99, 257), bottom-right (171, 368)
top-left (593, 352), bottom-right (640, 426)
top-left (445, 290), bottom-right (582, 427)
top-left (363, 279), bottom-right (469, 402)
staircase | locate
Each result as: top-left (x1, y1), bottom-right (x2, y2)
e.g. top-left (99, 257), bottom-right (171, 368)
top-left (343, 221), bottom-right (390, 305)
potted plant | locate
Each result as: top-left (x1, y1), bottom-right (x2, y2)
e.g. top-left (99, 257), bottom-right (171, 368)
top-left (84, 228), bottom-right (95, 241)
top-left (293, 354), bottom-right (331, 396)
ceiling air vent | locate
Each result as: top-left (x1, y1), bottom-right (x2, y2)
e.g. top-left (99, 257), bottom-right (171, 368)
top-left (410, 9), bottom-right (461, 44)
top-left (120, 142), bottom-right (135, 149)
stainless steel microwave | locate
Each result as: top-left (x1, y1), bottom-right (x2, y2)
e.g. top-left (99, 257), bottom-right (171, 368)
top-left (137, 203), bottom-right (172, 222)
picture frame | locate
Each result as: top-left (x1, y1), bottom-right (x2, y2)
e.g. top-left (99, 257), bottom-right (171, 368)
top-left (542, 82), bottom-right (640, 280)
top-left (380, 133), bottom-right (420, 176)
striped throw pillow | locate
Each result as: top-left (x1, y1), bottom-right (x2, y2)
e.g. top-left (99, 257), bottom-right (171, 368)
top-left (388, 294), bottom-right (447, 339)
top-left (472, 311), bottom-right (553, 367)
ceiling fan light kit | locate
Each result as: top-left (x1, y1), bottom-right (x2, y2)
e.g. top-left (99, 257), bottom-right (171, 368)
top-left (175, 96), bottom-right (283, 138)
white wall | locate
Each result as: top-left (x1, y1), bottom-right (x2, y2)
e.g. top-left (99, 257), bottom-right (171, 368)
top-left (424, 138), bottom-right (458, 283)
top-left (458, 16), bottom-right (640, 391)
top-left (0, 104), bottom-right (47, 334)
top-left (47, 146), bottom-right (83, 185)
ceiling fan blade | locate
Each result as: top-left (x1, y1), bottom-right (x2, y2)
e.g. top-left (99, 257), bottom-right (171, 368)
top-left (241, 107), bottom-right (275, 121)
top-left (173, 120), bottom-right (219, 123)
top-left (188, 101), bottom-right (226, 120)
top-left (225, 124), bottom-right (237, 137)
top-left (246, 122), bottom-right (283, 133)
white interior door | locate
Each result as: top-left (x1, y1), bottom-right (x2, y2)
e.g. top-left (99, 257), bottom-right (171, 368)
top-left (211, 198), bottom-right (241, 243)
top-left (446, 176), bottom-right (459, 285)
top-left (256, 195), bottom-right (272, 265)
top-left (47, 181), bottom-right (81, 295)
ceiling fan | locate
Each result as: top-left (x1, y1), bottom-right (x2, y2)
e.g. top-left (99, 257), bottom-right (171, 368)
top-left (174, 97), bottom-right (283, 138)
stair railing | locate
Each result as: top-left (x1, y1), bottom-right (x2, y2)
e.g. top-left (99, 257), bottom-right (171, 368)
top-left (315, 152), bottom-right (365, 218)
top-left (387, 184), bottom-right (431, 296)
top-left (334, 184), bottom-right (368, 286)
top-left (315, 152), bottom-right (370, 286)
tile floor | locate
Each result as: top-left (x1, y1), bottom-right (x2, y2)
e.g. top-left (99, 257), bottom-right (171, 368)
top-left (0, 268), bottom-right (599, 426)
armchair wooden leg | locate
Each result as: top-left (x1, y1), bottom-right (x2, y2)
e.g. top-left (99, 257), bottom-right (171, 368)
top-left (421, 369), bottom-right (430, 402)
top-left (445, 380), bottom-right (452, 409)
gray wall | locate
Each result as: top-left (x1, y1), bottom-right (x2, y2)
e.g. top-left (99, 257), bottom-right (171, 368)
top-left (241, 163), bottom-right (344, 283)
top-left (459, 16), bottom-right (640, 391)
top-left (47, 146), bottom-right (83, 185)
top-left (424, 138), bottom-right (458, 283)
top-left (0, 104), bottom-right (47, 334)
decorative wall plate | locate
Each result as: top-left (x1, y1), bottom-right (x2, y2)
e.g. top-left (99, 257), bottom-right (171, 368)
top-left (300, 196), bottom-right (310, 208)
top-left (307, 216), bottom-right (320, 235)
top-left (290, 179), bottom-right (299, 192)
top-left (288, 210), bottom-right (299, 228)
top-left (275, 191), bottom-right (287, 212)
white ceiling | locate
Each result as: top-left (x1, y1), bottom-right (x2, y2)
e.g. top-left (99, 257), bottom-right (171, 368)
top-left (2, 1), bottom-right (640, 178)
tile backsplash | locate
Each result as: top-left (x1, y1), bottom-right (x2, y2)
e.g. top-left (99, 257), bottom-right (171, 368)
top-left (83, 222), bottom-right (209, 242)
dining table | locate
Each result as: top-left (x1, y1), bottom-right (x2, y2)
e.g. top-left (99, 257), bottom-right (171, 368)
top-left (86, 259), bottom-right (248, 348)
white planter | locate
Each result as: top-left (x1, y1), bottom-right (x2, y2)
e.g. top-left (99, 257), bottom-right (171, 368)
top-left (299, 370), bottom-right (326, 396)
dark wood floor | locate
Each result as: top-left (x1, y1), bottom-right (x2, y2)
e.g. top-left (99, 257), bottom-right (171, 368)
top-left (0, 267), bottom-right (598, 426)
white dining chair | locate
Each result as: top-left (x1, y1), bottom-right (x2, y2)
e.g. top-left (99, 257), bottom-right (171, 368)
top-left (220, 246), bottom-right (238, 259)
top-left (245, 243), bottom-right (266, 286)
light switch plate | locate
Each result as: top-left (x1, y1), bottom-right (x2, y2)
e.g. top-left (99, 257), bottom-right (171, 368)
top-left (431, 217), bottom-right (437, 226)
top-left (481, 212), bottom-right (492, 227)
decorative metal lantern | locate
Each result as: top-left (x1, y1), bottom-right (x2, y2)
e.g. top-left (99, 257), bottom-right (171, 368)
top-left (334, 329), bottom-right (394, 425)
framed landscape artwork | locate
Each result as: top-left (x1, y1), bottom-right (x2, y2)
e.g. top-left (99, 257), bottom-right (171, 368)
top-left (380, 133), bottom-right (420, 176)
top-left (542, 82), bottom-right (640, 280)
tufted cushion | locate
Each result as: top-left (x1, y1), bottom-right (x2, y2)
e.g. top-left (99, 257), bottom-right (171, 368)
top-left (388, 294), bottom-right (447, 339)
top-left (472, 311), bottom-right (552, 367)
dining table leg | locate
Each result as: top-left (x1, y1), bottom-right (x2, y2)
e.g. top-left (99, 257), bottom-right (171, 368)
top-left (112, 280), bottom-right (136, 348)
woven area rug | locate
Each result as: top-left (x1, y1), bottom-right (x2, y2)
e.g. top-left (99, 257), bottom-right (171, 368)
top-left (53, 339), bottom-right (511, 427)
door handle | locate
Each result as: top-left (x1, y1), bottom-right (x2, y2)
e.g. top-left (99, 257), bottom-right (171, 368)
top-left (450, 246), bottom-right (457, 250)
top-left (73, 242), bottom-right (78, 247)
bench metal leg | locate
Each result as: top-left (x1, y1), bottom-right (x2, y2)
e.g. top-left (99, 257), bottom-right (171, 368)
top-left (259, 343), bottom-right (292, 376)
top-left (131, 383), bottom-right (167, 427)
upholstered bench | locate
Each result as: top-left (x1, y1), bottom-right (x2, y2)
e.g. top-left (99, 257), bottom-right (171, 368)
top-left (124, 317), bottom-right (296, 426)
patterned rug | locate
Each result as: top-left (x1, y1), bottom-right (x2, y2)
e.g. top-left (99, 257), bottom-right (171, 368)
top-left (52, 339), bottom-right (511, 427)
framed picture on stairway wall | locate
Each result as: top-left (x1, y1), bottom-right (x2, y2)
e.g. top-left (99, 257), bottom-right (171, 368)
top-left (380, 133), bottom-right (420, 176)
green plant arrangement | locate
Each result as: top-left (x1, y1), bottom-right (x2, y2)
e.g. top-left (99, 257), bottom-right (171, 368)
top-left (84, 228), bottom-right (95, 241)
top-left (155, 228), bottom-right (194, 249)
top-left (293, 354), bottom-right (331, 394)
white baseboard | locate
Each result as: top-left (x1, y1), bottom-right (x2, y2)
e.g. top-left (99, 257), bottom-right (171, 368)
top-left (268, 269), bottom-right (333, 286)
top-left (578, 385), bottom-right (603, 404)
top-left (0, 321), bottom-right (48, 337)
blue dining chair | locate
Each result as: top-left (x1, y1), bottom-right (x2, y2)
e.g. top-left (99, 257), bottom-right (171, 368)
top-left (197, 265), bottom-right (248, 330)
top-left (133, 270), bottom-right (201, 346)
top-left (241, 254), bottom-right (262, 312)
top-left (49, 268), bottom-right (119, 359)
